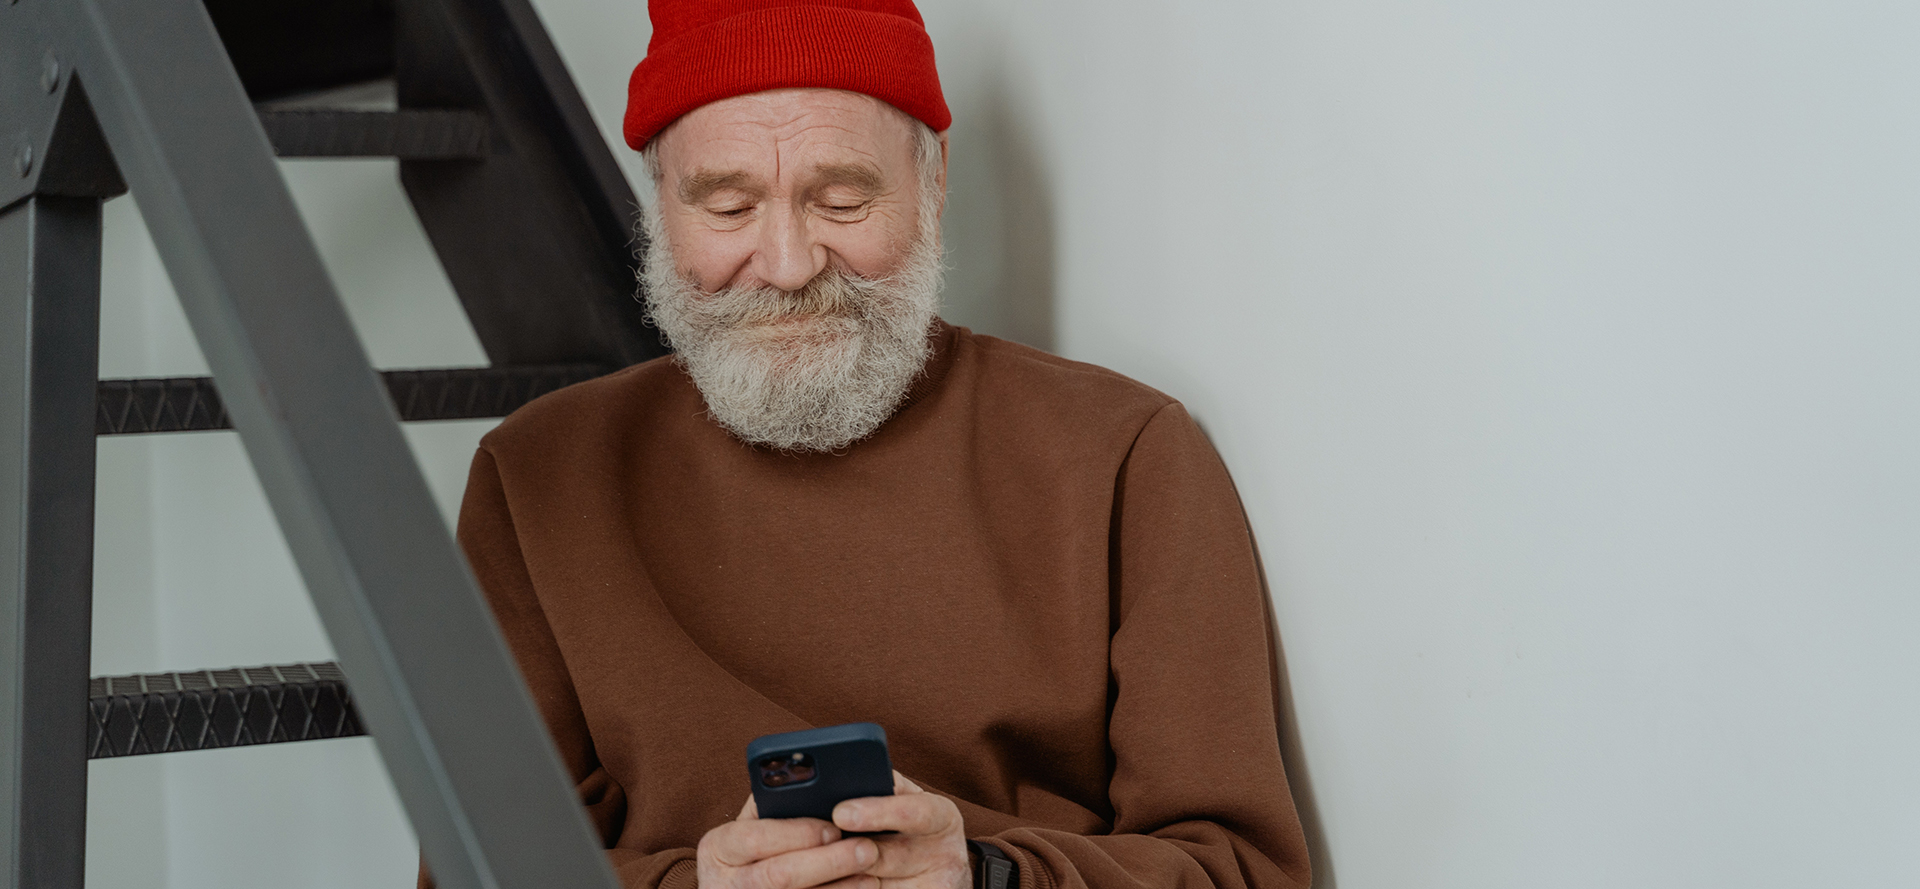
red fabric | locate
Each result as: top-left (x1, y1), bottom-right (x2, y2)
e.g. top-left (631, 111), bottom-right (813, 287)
top-left (624, 0), bottom-right (952, 149)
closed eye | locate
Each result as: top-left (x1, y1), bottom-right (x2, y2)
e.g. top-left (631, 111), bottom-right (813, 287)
top-left (817, 198), bottom-right (874, 218)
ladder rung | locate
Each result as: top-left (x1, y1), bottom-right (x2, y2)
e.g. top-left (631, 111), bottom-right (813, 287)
top-left (380, 364), bottom-right (614, 421)
top-left (258, 109), bottom-right (490, 159)
top-left (88, 662), bottom-right (364, 759)
top-left (96, 363), bottom-right (613, 434)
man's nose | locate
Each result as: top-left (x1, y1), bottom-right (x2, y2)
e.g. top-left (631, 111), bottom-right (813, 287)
top-left (752, 204), bottom-right (828, 292)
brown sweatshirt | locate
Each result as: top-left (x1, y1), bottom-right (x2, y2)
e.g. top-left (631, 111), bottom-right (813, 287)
top-left (451, 321), bottom-right (1310, 889)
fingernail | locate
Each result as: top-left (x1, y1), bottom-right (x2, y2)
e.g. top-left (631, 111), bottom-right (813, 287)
top-left (855, 840), bottom-right (877, 865)
top-left (822, 827), bottom-right (836, 845)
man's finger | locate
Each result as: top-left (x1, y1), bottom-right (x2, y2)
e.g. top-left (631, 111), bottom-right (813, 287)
top-left (743, 838), bottom-right (877, 889)
top-left (808, 873), bottom-right (879, 889)
top-left (890, 770), bottom-right (923, 794)
top-left (739, 794), bottom-right (759, 820)
top-left (703, 816), bottom-right (839, 867)
top-left (833, 790), bottom-right (958, 836)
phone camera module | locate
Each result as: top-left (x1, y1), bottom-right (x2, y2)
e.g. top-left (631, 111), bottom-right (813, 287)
top-left (759, 752), bottom-right (816, 788)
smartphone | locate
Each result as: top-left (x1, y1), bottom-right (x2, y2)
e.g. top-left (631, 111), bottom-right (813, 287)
top-left (747, 722), bottom-right (894, 822)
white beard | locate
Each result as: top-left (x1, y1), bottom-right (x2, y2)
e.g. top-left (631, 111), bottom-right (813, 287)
top-left (640, 211), bottom-right (944, 453)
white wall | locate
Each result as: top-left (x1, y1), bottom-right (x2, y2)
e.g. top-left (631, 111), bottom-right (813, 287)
top-left (85, 0), bottom-right (1919, 887)
top-left (919, 2), bottom-right (1920, 887)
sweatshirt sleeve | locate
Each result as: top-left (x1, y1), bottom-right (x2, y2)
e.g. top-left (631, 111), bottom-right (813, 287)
top-left (985, 403), bottom-right (1312, 889)
top-left (420, 447), bottom-right (695, 889)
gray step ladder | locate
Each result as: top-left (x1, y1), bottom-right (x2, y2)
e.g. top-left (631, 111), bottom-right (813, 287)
top-left (1, 0), bottom-right (668, 885)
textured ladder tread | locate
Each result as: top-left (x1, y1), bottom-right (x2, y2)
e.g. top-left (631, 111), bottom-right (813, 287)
top-left (257, 109), bottom-right (490, 159)
top-left (96, 363), bottom-right (611, 434)
top-left (379, 364), bottom-right (613, 421)
top-left (87, 662), bottom-right (365, 758)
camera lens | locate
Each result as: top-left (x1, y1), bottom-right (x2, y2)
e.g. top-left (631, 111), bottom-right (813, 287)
top-left (759, 753), bottom-right (814, 787)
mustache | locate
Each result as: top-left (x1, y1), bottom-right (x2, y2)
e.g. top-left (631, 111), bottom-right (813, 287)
top-left (676, 266), bottom-right (888, 328)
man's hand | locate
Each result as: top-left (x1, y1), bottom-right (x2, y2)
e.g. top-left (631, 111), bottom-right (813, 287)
top-left (698, 772), bottom-right (972, 889)
top-left (830, 772), bottom-right (971, 889)
top-left (697, 796), bottom-right (878, 889)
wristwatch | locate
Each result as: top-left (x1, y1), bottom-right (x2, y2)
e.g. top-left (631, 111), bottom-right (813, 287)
top-left (967, 839), bottom-right (1017, 889)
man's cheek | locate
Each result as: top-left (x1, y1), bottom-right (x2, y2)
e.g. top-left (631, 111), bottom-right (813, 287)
top-left (667, 235), bottom-right (756, 292)
top-left (817, 227), bottom-right (913, 280)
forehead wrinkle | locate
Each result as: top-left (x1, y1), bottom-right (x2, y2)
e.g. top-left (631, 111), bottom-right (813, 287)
top-left (768, 132), bottom-right (879, 184)
top-left (772, 120), bottom-right (882, 143)
top-left (741, 96), bottom-right (890, 139)
top-left (768, 120), bottom-right (887, 167)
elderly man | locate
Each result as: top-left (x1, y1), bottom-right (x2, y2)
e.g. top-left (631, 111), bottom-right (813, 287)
top-left (442, 1), bottom-right (1311, 887)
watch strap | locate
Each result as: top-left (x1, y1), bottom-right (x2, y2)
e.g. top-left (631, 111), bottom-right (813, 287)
top-left (967, 839), bottom-right (1016, 889)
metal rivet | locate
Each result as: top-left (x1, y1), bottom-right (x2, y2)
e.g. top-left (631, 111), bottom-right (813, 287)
top-left (41, 52), bottom-right (61, 93)
top-left (14, 145), bottom-right (32, 178)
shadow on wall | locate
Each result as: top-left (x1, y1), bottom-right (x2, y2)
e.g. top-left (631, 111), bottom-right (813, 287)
top-left (941, 63), bottom-right (1056, 351)
top-left (1254, 535), bottom-right (1339, 889)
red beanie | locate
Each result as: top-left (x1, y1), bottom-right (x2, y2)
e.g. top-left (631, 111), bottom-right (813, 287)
top-left (624, 0), bottom-right (952, 150)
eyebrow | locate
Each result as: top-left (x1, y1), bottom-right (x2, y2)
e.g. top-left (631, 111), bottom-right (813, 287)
top-left (678, 170), bottom-right (762, 205)
top-left (802, 163), bottom-right (887, 196)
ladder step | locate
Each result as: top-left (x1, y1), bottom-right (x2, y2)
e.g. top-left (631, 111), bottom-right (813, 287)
top-left (96, 363), bottom-right (612, 435)
top-left (88, 662), bottom-right (365, 759)
top-left (380, 364), bottom-right (615, 421)
top-left (258, 109), bottom-right (490, 159)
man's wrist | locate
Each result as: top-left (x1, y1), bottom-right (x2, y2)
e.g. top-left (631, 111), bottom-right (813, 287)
top-left (966, 839), bottom-right (1016, 889)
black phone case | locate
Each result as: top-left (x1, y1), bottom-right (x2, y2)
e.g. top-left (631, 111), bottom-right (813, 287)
top-left (746, 723), bottom-right (894, 822)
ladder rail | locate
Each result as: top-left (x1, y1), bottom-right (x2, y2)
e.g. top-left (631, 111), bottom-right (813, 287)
top-left (397, 0), bottom-right (665, 369)
top-left (0, 194), bottom-right (103, 889)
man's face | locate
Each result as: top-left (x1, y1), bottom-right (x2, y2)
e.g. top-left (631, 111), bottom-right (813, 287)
top-left (640, 88), bottom-right (948, 453)
top-left (652, 88), bottom-right (937, 295)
